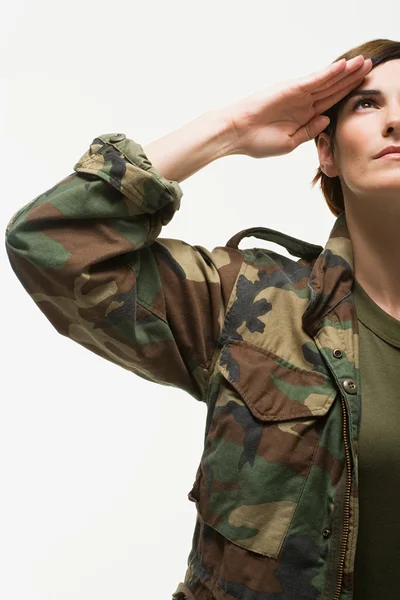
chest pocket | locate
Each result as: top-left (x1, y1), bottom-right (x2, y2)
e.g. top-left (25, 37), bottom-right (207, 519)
top-left (189, 339), bottom-right (338, 559)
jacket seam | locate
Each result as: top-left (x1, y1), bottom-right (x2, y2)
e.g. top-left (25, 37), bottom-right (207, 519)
top-left (279, 418), bottom-right (325, 558)
top-left (217, 254), bottom-right (250, 348)
top-left (135, 297), bottom-right (212, 373)
top-left (136, 295), bottom-right (167, 323)
top-left (202, 250), bottom-right (246, 403)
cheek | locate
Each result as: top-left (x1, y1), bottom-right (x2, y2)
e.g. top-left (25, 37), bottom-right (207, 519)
top-left (335, 125), bottom-right (371, 176)
top-left (334, 130), bottom-right (375, 196)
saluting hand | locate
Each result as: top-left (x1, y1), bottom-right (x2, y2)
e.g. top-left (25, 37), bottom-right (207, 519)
top-left (225, 55), bottom-right (373, 159)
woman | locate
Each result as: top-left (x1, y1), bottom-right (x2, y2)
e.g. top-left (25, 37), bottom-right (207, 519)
top-left (5, 38), bottom-right (400, 599)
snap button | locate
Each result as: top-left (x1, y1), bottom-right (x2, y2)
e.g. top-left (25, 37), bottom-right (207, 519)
top-left (109, 133), bottom-right (126, 143)
top-left (333, 349), bottom-right (343, 359)
top-left (343, 378), bottom-right (357, 394)
top-left (322, 528), bottom-right (332, 539)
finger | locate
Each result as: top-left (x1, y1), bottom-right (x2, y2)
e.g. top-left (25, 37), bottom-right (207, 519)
top-left (290, 115), bottom-right (331, 149)
top-left (297, 55), bottom-right (365, 94)
top-left (312, 59), bottom-right (372, 103)
top-left (313, 57), bottom-right (372, 94)
top-left (297, 59), bottom-right (347, 94)
top-left (313, 71), bottom-right (369, 115)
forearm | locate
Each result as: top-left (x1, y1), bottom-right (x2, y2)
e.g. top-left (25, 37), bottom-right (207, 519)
top-left (143, 108), bottom-right (236, 183)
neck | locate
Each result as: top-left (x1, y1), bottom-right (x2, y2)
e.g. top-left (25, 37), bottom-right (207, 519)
top-left (345, 196), bottom-right (400, 319)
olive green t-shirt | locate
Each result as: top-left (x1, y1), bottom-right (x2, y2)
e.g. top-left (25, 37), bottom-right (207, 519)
top-left (352, 279), bottom-right (400, 598)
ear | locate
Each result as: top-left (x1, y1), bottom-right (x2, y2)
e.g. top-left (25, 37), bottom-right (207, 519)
top-left (317, 133), bottom-right (340, 178)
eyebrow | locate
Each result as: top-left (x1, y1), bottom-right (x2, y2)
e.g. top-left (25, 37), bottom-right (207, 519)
top-left (343, 89), bottom-right (382, 104)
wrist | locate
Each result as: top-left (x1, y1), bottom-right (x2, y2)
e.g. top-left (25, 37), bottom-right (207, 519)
top-left (208, 107), bottom-right (240, 158)
top-left (142, 107), bottom-right (238, 184)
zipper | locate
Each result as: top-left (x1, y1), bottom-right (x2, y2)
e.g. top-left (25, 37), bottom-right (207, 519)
top-left (333, 393), bottom-right (352, 600)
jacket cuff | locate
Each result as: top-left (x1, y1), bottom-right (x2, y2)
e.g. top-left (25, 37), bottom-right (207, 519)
top-left (73, 132), bottom-right (183, 217)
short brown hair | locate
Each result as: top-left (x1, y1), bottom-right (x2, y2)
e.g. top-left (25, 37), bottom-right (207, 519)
top-left (311, 39), bottom-right (400, 216)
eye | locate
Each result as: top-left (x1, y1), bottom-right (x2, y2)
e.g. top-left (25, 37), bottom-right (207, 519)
top-left (351, 96), bottom-right (378, 111)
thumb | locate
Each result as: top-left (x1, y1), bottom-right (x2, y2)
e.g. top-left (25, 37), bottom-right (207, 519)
top-left (291, 115), bottom-right (330, 149)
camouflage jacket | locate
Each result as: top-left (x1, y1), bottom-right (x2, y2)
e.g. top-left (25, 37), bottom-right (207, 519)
top-left (5, 133), bottom-right (361, 600)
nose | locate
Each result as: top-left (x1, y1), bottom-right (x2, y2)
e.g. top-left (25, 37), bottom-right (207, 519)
top-left (384, 102), bottom-right (400, 137)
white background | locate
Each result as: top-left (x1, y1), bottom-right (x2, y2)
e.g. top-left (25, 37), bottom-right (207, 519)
top-left (1, 2), bottom-right (399, 598)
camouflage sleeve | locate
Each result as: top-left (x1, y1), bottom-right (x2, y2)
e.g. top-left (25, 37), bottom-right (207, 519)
top-left (5, 133), bottom-right (243, 401)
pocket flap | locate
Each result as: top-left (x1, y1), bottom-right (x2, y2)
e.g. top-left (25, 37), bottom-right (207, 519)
top-left (218, 339), bottom-right (337, 421)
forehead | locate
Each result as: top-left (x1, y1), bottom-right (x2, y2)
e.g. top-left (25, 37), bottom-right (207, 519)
top-left (361, 58), bottom-right (400, 88)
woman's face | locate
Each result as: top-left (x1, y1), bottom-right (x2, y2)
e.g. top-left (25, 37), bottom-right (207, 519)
top-left (318, 58), bottom-right (400, 203)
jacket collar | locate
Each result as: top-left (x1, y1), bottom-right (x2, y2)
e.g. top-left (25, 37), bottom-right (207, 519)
top-left (302, 212), bottom-right (355, 338)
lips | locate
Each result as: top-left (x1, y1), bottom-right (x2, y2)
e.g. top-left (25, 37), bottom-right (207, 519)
top-left (375, 146), bottom-right (400, 159)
